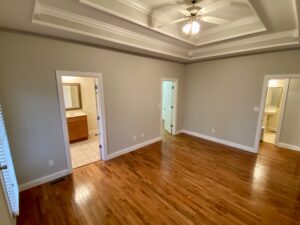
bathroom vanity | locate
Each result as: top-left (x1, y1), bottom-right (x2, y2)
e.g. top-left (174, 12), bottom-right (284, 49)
top-left (63, 82), bottom-right (89, 143)
top-left (66, 112), bottom-right (88, 143)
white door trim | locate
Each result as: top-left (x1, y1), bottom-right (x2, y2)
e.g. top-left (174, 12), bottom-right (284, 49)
top-left (274, 79), bottom-right (289, 145)
top-left (160, 78), bottom-right (178, 136)
top-left (56, 70), bottom-right (108, 174)
top-left (254, 74), bottom-right (300, 152)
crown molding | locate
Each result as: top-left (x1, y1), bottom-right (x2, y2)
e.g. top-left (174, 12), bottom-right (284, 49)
top-left (33, 2), bottom-right (189, 60)
top-left (195, 16), bottom-right (266, 46)
top-left (79, 0), bottom-right (266, 47)
top-left (192, 30), bottom-right (298, 54)
top-left (190, 30), bottom-right (299, 60)
top-left (196, 28), bottom-right (267, 47)
top-left (190, 41), bottom-right (300, 61)
top-left (197, 16), bottom-right (259, 38)
top-left (31, 1), bottom-right (300, 62)
top-left (292, 0), bottom-right (300, 38)
top-left (117, 0), bottom-right (150, 15)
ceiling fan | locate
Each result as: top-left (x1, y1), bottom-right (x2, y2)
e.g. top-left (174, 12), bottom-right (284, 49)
top-left (156, 0), bottom-right (230, 36)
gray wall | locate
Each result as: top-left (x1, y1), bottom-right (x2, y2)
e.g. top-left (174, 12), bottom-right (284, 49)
top-left (0, 30), bottom-right (184, 185)
top-left (183, 50), bottom-right (300, 148)
top-left (280, 78), bottom-right (300, 146)
top-left (1, 29), bottom-right (300, 187)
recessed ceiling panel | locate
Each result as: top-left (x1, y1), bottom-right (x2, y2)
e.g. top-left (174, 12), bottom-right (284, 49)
top-left (79, 0), bottom-right (266, 45)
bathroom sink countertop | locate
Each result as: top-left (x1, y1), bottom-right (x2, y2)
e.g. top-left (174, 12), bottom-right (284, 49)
top-left (66, 112), bottom-right (87, 118)
top-left (265, 106), bottom-right (278, 115)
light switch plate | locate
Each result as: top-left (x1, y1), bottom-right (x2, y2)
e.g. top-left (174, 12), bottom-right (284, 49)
top-left (254, 106), bottom-right (260, 112)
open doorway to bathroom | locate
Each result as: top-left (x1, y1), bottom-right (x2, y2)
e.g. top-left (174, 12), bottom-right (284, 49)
top-left (161, 79), bottom-right (178, 135)
top-left (255, 75), bottom-right (300, 153)
top-left (261, 79), bottom-right (288, 145)
top-left (56, 71), bottom-right (108, 172)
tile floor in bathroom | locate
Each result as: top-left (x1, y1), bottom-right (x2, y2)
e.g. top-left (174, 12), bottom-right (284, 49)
top-left (263, 131), bottom-right (276, 144)
top-left (70, 134), bottom-right (101, 168)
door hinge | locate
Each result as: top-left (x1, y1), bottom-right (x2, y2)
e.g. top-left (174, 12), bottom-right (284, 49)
top-left (97, 116), bottom-right (100, 120)
top-left (0, 164), bottom-right (8, 171)
top-left (170, 124), bottom-right (173, 128)
top-left (172, 86), bottom-right (174, 89)
top-left (171, 106), bottom-right (174, 109)
top-left (94, 85), bottom-right (98, 90)
top-left (99, 144), bottom-right (102, 149)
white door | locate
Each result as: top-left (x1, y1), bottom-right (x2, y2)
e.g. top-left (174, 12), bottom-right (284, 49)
top-left (162, 81), bottom-right (174, 134)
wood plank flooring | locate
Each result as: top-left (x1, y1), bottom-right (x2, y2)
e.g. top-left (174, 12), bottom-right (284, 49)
top-left (17, 134), bottom-right (300, 225)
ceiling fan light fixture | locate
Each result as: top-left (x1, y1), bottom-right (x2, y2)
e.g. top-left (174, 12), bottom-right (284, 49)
top-left (182, 23), bottom-right (191, 34)
top-left (182, 20), bottom-right (200, 35)
top-left (191, 21), bottom-right (200, 34)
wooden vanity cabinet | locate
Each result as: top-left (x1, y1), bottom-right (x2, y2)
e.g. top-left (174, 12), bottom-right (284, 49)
top-left (67, 115), bottom-right (88, 143)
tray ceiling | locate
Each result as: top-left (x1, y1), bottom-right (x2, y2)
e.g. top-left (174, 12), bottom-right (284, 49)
top-left (78, 0), bottom-right (265, 46)
top-left (0, 0), bottom-right (299, 62)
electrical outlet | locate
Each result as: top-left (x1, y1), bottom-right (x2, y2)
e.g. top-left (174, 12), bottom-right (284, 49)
top-left (141, 133), bottom-right (145, 138)
top-left (133, 135), bottom-right (137, 141)
top-left (48, 160), bottom-right (55, 167)
top-left (211, 128), bottom-right (216, 133)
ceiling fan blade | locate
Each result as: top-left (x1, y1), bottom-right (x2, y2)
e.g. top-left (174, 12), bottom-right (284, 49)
top-left (150, 2), bottom-right (190, 26)
top-left (200, 0), bottom-right (230, 14)
top-left (156, 17), bottom-right (189, 28)
top-left (199, 16), bottom-right (228, 25)
top-left (178, 8), bottom-right (191, 16)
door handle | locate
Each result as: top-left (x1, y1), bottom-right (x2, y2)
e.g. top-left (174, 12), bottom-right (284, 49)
top-left (0, 164), bottom-right (8, 170)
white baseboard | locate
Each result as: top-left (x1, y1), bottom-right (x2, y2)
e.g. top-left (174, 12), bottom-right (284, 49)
top-left (19, 169), bottom-right (70, 192)
top-left (89, 129), bottom-right (98, 136)
top-left (175, 130), bottom-right (183, 135)
top-left (108, 137), bottom-right (162, 160)
top-left (277, 142), bottom-right (300, 152)
top-left (181, 129), bottom-right (256, 153)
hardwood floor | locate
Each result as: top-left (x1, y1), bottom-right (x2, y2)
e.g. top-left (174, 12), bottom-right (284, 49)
top-left (18, 134), bottom-right (300, 225)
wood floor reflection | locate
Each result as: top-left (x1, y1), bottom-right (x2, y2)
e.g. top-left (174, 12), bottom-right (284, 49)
top-left (18, 134), bottom-right (300, 225)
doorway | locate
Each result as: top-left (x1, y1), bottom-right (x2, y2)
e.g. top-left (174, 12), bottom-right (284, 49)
top-left (56, 71), bottom-right (108, 172)
top-left (255, 75), bottom-right (300, 153)
top-left (161, 79), bottom-right (178, 135)
top-left (261, 79), bottom-right (288, 144)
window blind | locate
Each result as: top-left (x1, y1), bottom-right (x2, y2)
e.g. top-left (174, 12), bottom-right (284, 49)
top-left (0, 103), bottom-right (19, 217)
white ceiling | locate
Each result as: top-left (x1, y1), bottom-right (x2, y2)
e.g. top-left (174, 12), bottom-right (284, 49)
top-left (0, 0), bottom-right (299, 62)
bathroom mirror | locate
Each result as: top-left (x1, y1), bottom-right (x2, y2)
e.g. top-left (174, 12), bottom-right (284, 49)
top-left (267, 87), bottom-right (283, 107)
top-left (63, 83), bottom-right (82, 110)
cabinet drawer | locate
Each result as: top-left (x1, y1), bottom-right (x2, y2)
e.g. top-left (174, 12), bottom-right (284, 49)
top-left (67, 115), bottom-right (87, 123)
